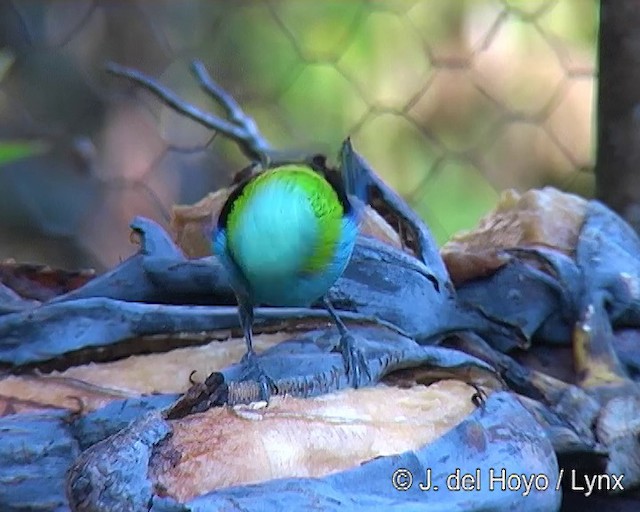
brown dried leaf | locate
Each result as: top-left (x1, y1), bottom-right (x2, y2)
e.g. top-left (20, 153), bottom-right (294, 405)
top-left (171, 190), bottom-right (230, 259)
top-left (358, 203), bottom-right (404, 251)
top-left (0, 261), bottom-right (95, 301)
top-left (441, 187), bottom-right (588, 284)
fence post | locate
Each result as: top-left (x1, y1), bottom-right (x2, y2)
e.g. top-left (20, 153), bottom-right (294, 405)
top-left (595, 0), bottom-right (640, 232)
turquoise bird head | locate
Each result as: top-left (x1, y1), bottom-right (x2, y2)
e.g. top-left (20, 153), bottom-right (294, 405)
top-left (213, 160), bottom-right (359, 308)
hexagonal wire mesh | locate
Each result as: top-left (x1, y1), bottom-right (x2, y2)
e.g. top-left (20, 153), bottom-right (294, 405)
top-left (0, 0), bottom-right (597, 270)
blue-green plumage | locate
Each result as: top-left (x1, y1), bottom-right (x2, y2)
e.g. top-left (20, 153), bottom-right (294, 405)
top-left (215, 216), bottom-right (357, 307)
top-left (213, 160), bottom-right (364, 398)
top-left (214, 164), bottom-right (358, 309)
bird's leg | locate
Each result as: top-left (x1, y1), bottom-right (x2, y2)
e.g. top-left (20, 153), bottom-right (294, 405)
top-left (238, 300), bottom-right (256, 360)
top-left (322, 296), bottom-right (371, 388)
top-left (238, 300), bottom-right (275, 402)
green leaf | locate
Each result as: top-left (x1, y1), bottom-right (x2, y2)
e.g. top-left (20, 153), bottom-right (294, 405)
top-left (0, 141), bottom-right (48, 166)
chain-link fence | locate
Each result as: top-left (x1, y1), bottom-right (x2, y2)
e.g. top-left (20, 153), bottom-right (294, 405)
top-left (0, 0), bottom-right (598, 270)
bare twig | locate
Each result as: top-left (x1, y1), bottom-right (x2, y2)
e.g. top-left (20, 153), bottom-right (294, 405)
top-left (190, 60), bottom-right (271, 165)
top-left (105, 61), bottom-right (272, 163)
top-left (190, 61), bottom-right (240, 125)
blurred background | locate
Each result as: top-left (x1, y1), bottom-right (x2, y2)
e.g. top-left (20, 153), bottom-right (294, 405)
top-left (0, 0), bottom-right (598, 270)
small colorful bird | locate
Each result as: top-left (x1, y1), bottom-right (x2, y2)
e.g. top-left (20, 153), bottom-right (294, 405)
top-left (213, 158), bottom-right (362, 398)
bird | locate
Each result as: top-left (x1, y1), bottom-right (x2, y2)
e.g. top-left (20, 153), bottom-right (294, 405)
top-left (213, 157), bottom-right (364, 399)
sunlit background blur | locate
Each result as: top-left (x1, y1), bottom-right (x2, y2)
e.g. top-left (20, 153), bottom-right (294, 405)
top-left (0, 0), bottom-right (598, 270)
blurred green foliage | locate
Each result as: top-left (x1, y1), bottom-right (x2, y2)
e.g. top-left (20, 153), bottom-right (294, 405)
top-left (0, 0), bottom-right (598, 270)
top-left (185, 0), bottom-right (597, 244)
top-left (0, 141), bottom-right (46, 167)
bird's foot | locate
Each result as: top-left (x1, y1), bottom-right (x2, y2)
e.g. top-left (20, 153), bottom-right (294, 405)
top-left (240, 350), bottom-right (276, 402)
top-left (469, 382), bottom-right (488, 410)
top-left (332, 332), bottom-right (372, 388)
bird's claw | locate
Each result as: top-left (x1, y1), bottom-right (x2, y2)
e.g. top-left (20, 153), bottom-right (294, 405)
top-left (470, 382), bottom-right (488, 410)
top-left (333, 332), bottom-right (372, 388)
top-left (240, 350), bottom-right (277, 402)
